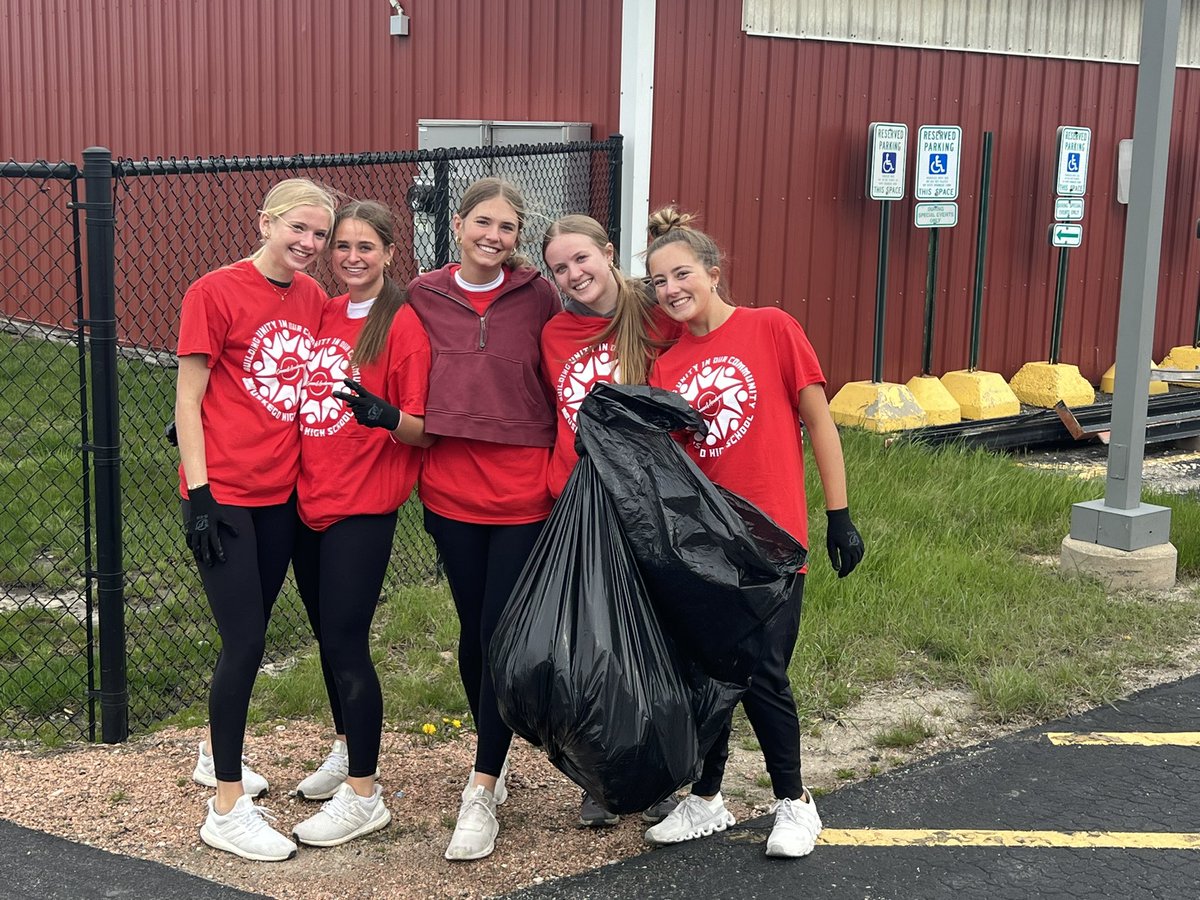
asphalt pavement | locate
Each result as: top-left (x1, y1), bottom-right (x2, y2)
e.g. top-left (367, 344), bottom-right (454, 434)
top-left (4, 674), bottom-right (1200, 900)
top-left (505, 673), bottom-right (1200, 900)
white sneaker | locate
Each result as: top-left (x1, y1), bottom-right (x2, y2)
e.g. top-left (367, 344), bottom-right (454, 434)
top-left (192, 741), bottom-right (269, 798)
top-left (644, 791), bottom-right (736, 845)
top-left (445, 785), bottom-right (498, 861)
top-left (293, 783), bottom-right (391, 847)
top-left (295, 739), bottom-right (349, 800)
top-left (766, 792), bottom-right (822, 858)
top-left (199, 794), bottom-right (296, 862)
top-left (461, 759), bottom-right (508, 806)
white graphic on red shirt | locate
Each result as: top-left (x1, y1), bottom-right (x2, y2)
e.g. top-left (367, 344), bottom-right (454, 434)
top-left (241, 320), bottom-right (315, 421)
top-left (674, 355), bottom-right (757, 458)
top-left (300, 336), bottom-right (357, 437)
top-left (555, 342), bottom-right (617, 433)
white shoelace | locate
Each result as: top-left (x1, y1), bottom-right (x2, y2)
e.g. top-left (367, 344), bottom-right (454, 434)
top-left (321, 789), bottom-right (368, 826)
top-left (316, 750), bottom-right (348, 774)
top-left (231, 802), bottom-right (280, 834)
top-left (674, 795), bottom-right (716, 830)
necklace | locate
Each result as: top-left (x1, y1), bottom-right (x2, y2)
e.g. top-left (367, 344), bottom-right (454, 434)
top-left (263, 273), bottom-right (293, 302)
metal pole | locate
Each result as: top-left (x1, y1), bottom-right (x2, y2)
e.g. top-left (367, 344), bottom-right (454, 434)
top-left (607, 134), bottom-right (624, 256)
top-left (1193, 218), bottom-right (1200, 347)
top-left (1049, 248), bottom-right (1069, 364)
top-left (921, 228), bottom-right (941, 375)
top-left (81, 147), bottom-right (127, 743)
top-left (873, 200), bottom-right (892, 383)
top-left (969, 132), bottom-right (994, 371)
top-left (432, 153), bottom-right (451, 269)
top-left (1105, 0), bottom-right (1180, 512)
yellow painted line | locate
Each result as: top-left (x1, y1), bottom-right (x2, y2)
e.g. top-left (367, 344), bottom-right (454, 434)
top-left (1046, 732), bottom-right (1200, 747)
top-left (819, 829), bottom-right (1200, 849)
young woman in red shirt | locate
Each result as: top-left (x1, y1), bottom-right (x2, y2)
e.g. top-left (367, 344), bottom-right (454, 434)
top-left (642, 208), bottom-right (865, 859)
top-left (539, 213), bottom-right (682, 827)
top-left (176, 178), bottom-right (336, 862)
top-left (287, 200), bottom-right (433, 848)
top-left (405, 177), bottom-right (560, 861)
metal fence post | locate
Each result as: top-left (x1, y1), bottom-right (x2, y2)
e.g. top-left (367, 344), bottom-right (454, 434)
top-left (82, 146), bottom-right (128, 743)
top-left (432, 152), bottom-right (451, 269)
top-left (607, 134), bottom-right (624, 254)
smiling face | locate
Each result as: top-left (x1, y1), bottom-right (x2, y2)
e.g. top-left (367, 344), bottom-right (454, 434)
top-left (331, 217), bottom-right (394, 301)
top-left (647, 242), bottom-right (722, 331)
top-left (453, 196), bottom-right (520, 283)
top-left (257, 204), bottom-right (332, 280)
top-left (543, 231), bottom-right (618, 314)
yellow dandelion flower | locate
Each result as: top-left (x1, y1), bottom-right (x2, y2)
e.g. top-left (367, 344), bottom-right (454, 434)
top-left (451, 719), bottom-right (462, 728)
top-left (422, 723), bottom-right (437, 735)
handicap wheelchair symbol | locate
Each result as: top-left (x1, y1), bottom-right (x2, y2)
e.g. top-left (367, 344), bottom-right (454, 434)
top-left (881, 152), bottom-right (897, 175)
top-left (1067, 152), bottom-right (1080, 173)
top-left (928, 153), bottom-right (947, 175)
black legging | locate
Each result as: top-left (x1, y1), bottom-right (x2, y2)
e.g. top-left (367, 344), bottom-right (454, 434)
top-left (184, 496), bottom-right (297, 784)
top-left (423, 509), bottom-right (545, 778)
top-left (292, 512), bottom-right (397, 778)
top-left (693, 575), bottom-right (806, 801)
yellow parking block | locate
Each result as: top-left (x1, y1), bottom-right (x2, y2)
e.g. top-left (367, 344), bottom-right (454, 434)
top-left (1047, 732), bottom-right (1200, 747)
top-left (820, 829), bottom-right (1200, 849)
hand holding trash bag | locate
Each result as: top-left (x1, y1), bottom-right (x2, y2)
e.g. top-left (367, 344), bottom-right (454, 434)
top-left (825, 507), bottom-right (864, 577)
top-left (575, 383), bottom-right (807, 686)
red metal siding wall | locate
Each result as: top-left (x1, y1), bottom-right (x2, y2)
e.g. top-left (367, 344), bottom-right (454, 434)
top-left (0, 0), bottom-right (622, 160)
top-left (651, 0), bottom-right (1200, 389)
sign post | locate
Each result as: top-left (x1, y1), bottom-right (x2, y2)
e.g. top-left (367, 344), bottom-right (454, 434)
top-left (1048, 126), bottom-right (1091, 363)
top-left (913, 126), bottom-right (962, 375)
top-left (867, 123), bottom-right (908, 383)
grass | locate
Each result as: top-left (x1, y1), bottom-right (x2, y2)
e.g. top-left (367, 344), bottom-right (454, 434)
top-left (0, 332), bottom-right (437, 743)
top-left (873, 715), bottom-right (935, 749)
top-left (4, 330), bottom-right (1200, 743)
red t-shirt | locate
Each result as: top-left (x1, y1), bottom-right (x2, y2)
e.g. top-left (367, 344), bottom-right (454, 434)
top-left (176, 259), bottom-right (327, 505)
top-left (649, 306), bottom-right (825, 551)
top-left (540, 306), bottom-right (681, 498)
top-left (296, 299), bottom-right (431, 531)
top-left (419, 439), bottom-right (552, 524)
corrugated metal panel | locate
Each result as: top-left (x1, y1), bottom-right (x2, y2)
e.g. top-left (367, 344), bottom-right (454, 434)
top-left (744, 0), bottom-right (1200, 68)
top-left (655, 0), bottom-right (1200, 389)
top-left (0, 0), bottom-right (622, 161)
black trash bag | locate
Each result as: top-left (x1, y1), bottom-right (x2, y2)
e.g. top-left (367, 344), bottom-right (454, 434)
top-left (490, 458), bottom-right (738, 814)
top-left (576, 383), bottom-right (807, 686)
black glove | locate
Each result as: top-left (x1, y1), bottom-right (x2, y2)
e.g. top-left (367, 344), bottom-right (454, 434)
top-left (186, 484), bottom-right (239, 567)
top-left (332, 378), bottom-right (400, 431)
top-left (164, 420), bottom-right (178, 447)
top-left (825, 507), bottom-right (864, 578)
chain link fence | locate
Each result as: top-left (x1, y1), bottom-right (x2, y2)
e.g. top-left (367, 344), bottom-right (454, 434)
top-left (1, 136), bottom-right (623, 743)
top-left (0, 162), bottom-right (95, 743)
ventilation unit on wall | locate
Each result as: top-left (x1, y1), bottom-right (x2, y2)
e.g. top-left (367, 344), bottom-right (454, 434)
top-left (410, 120), bottom-right (592, 272)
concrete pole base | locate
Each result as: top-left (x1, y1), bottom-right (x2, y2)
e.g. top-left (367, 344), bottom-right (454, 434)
top-left (1010, 361), bottom-right (1096, 409)
top-left (829, 381), bottom-right (928, 432)
top-left (1060, 535), bottom-right (1177, 591)
top-left (939, 369), bottom-right (1021, 419)
top-left (1159, 346), bottom-right (1200, 388)
top-left (905, 375), bottom-right (961, 425)
top-left (1099, 361), bottom-right (1169, 395)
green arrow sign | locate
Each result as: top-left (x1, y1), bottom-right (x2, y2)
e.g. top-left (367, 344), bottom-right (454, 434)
top-left (1049, 223), bottom-right (1083, 248)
